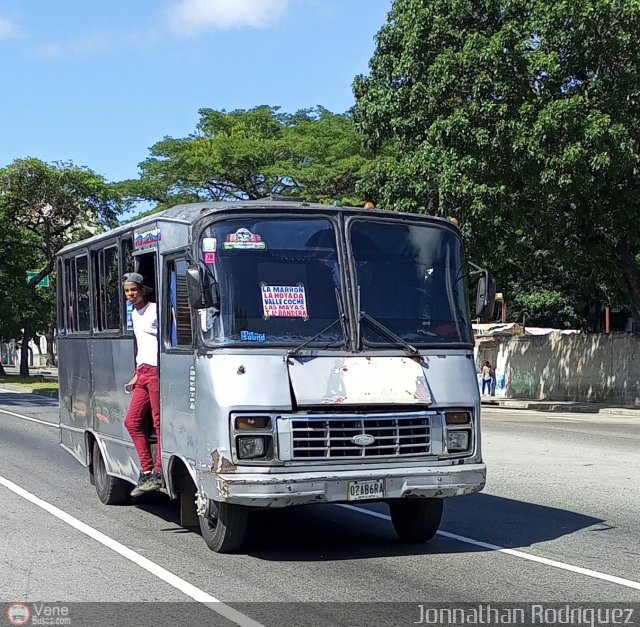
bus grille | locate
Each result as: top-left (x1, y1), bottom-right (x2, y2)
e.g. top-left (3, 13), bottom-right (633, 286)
top-left (291, 415), bottom-right (432, 459)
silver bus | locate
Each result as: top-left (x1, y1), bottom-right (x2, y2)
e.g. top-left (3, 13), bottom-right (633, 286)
top-left (56, 199), bottom-right (493, 552)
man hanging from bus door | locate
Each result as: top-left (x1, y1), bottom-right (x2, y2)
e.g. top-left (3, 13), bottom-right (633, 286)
top-left (122, 272), bottom-right (163, 497)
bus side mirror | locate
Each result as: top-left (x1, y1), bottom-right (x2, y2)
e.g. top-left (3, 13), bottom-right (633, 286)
top-left (186, 263), bottom-right (217, 310)
top-left (475, 273), bottom-right (496, 321)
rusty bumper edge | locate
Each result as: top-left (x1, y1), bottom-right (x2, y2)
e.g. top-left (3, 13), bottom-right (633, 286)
top-left (206, 464), bottom-right (486, 507)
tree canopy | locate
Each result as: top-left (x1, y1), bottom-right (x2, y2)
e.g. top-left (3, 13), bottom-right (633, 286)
top-left (353, 0), bottom-right (640, 329)
top-left (119, 106), bottom-right (374, 212)
top-left (0, 158), bottom-right (124, 374)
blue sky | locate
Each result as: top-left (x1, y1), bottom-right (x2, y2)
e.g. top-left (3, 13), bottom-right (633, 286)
top-left (0, 0), bottom-right (392, 185)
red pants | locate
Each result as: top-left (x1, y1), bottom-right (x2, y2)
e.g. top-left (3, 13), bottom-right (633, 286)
top-left (124, 364), bottom-right (161, 473)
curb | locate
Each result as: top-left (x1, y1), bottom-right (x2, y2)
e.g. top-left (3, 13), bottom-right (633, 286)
top-left (481, 400), bottom-right (640, 417)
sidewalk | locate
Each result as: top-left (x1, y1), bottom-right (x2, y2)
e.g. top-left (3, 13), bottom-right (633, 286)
top-left (1, 364), bottom-right (59, 379)
top-left (481, 397), bottom-right (640, 417)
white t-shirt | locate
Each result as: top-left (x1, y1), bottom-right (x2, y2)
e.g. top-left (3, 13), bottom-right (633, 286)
top-left (132, 301), bottom-right (158, 367)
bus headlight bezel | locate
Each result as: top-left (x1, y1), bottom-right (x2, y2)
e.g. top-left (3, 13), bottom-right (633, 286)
top-left (230, 413), bottom-right (278, 464)
top-left (442, 410), bottom-right (474, 456)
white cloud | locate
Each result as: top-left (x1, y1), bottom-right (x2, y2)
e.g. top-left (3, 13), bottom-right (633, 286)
top-left (34, 33), bottom-right (114, 59)
top-left (31, 0), bottom-right (290, 60)
top-left (166, 0), bottom-right (290, 34)
top-left (33, 29), bottom-right (160, 60)
top-left (0, 13), bottom-right (18, 39)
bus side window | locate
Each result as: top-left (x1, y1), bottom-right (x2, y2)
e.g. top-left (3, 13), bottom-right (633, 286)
top-left (120, 237), bottom-right (134, 331)
top-left (167, 258), bottom-right (192, 348)
top-left (121, 237), bottom-right (134, 273)
top-left (65, 258), bottom-right (76, 331)
top-left (76, 254), bottom-right (91, 331)
top-left (92, 245), bottom-right (120, 331)
top-left (57, 259), bottom-right (65, 333)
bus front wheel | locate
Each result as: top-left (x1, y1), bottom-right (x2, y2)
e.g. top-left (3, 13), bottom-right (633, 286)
top-left (92, 441), bottom-right (130, 505)
top-left (388, 498), bottom-right (444, 543)
top-left (198, 500), bottom-right (248, 553)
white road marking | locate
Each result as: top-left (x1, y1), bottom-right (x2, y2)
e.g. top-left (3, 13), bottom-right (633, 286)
top-left (0, 475), bottom-right (265, 627)
top-left (341, 505), bottom-right (640, 592)
top-left (0, 407), bottom-right (59, 428)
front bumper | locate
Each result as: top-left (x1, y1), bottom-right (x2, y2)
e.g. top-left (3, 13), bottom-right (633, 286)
top-left (204, 463), bottom-right (486, 507)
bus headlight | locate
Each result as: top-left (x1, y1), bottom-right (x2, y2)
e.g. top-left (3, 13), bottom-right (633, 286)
top-left (447, 430), bottom-right (470, 452)
top-left (237, 436), bottom-right (267, 460)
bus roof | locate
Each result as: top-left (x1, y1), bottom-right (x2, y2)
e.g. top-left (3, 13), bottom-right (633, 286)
top-left (56, 198), bottom-right (458, 256)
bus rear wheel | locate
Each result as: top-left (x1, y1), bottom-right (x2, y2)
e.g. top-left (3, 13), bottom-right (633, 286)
top-left (92, 441), bottom-right (130, 505)
top-left (198, 500), bottom-right (248, 553)
top-left (388, 498), bottom-right (444, 543)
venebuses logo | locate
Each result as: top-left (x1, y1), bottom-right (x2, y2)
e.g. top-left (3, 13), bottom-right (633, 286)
top-left (134, 227), bottom-right (161, 248)
top-left (6, 603), bottom-right (30, 626)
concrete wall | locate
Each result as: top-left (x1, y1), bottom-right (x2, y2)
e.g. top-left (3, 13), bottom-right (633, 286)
top-left (493, 332), bottom-right (640, 405)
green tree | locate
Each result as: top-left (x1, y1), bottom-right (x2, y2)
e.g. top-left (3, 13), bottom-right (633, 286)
top-left (0, 158), bottom-right (123, 375)
top-left (0, 223), bottom-right (38, 374)
top-left (119, 106), bottom-right (374, 212)
top-left (353, 0), bottom-right (640, 329)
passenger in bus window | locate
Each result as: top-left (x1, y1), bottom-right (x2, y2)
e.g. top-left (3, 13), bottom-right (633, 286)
top-left (121, 272), bottom-right (163, 496)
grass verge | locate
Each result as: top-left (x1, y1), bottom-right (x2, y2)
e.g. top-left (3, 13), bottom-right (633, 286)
top-left (0, 375), bottom-right (59, 394)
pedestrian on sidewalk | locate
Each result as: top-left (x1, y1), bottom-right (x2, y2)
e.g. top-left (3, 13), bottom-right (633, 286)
top-left (122, 272), bottom-right (163, 497)
top-left (481, 361), bottom-right (492, 396)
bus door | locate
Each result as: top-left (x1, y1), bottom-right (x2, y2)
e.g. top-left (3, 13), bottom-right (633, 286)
top-left (159, 253), bottom-right (196, 475)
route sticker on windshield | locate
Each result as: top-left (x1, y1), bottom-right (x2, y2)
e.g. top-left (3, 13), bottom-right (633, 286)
top-left (204, 252), bottom-right (216, 264)
top-left (223, 228), bottom-right (266, 250)
top-left (202, 237), bottom-right (217, 252)
top-left (261, 284), bottom-right (308, 319)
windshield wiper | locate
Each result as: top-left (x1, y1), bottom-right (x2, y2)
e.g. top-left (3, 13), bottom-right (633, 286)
top-left (359, 311), bottom-right (420, 357)
top-left (355, 284), bottom-right (419, 357)
top-left (284, 288), bottom-right (349, 361)
top-left (334, 287), bottom-right (350, 345)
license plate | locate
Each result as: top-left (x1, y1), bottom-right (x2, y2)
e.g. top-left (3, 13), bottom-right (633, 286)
top-left (347, 479), bottom-right (385, 501)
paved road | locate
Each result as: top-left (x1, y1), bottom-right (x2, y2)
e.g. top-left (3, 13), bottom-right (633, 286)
top-left (1, 391), bottom-right (639, 626)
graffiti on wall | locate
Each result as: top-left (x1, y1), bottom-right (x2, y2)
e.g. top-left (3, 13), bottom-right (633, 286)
top-left (510, 370), bottom-right (539, 398)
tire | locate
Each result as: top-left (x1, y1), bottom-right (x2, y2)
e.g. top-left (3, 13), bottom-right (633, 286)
top-left (198, 500), bottom-right (248, 553)
top-left (388, 498), bottom-right (444, 543)
top-left (92, 440), bottom-right (130, 505)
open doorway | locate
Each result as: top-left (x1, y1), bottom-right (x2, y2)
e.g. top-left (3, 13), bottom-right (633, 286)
top-left (134, 252), bottom-right (157, 304)
top-left (131, 250), bottom-right (160, 465)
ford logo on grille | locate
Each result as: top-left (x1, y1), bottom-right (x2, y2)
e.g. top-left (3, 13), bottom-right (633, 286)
top-left (352, 434), bottom-right (376, 446)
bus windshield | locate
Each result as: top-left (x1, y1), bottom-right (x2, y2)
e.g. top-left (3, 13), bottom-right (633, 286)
top-left (349, 219), bottom-right (472, 347)
top-left (199, 217), bottom-right (345, 347)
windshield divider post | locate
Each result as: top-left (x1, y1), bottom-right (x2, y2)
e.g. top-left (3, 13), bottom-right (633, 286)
top-left (356, 284), bottom-right (362, 351)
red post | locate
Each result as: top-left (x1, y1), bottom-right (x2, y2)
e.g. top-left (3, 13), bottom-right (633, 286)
top-left (502, 300), bottom-right (507, 323)
top-left (605, 305), bottom-right (611, 334)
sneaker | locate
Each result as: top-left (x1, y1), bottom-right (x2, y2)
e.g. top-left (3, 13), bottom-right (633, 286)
top-left (130, 472), bottom-right (152, 498)
top-left (132, 470), bottom-right (163, 496)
